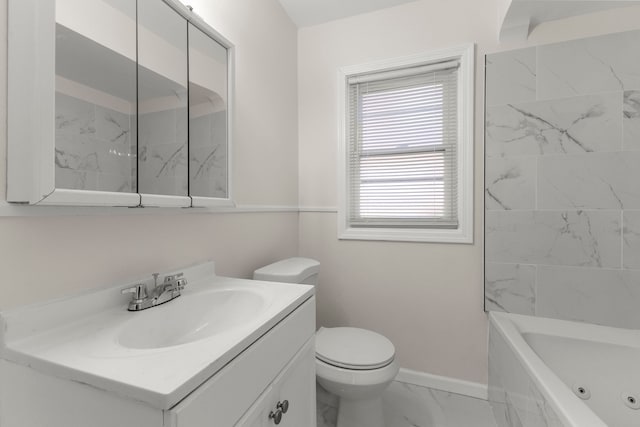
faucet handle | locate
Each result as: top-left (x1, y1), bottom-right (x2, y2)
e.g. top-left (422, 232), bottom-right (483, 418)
top-left (121, 284), bottom-right (148, 301)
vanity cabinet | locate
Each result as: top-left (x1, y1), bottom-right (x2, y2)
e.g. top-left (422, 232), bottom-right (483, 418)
top-left (7, 0), bottom-right (232, 207)
top-left (0, 295), bottom-right (316, 427)
top-left (236, 339), bottom-right (315, 427)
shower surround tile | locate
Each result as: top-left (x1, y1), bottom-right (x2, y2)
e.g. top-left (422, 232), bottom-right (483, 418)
top-left (624, 90), bottom-right (640, 150)
top-left (485, 263), bottom-right (536, 314)
top-left (485, 47), bottom-right (536, 107)
top-left (485, 92), bottom-right (622, 157)
top-left (538, 151), bottom-right (640, 209)
top-left (536, 266), bottom-right (640, 328)
top-left (537, 29), bottom-right (640, 100)
top-left (623, 211), bottom-right (640, 270)
top-left (190, 111), bottom-right (228, 198)
top-left (485, 156), bottom-right (536, 210)
top-left (485, 30), bottom-right (640, 325)
top-left (485, 210), bottom-right (621, 268)
top-left (138, 109), bottom-right (189, 196)
top-left (55, 92), bottom-right (134, 193)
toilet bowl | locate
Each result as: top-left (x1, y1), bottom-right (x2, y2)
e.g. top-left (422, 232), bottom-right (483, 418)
top-left (315, 327), bottom-right (398, 427)
top-left (253, 258), bottom-right (398, 427)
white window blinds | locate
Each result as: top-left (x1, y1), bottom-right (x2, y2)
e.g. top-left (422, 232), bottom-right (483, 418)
top-left (346, 60), bottom-right (460, 229)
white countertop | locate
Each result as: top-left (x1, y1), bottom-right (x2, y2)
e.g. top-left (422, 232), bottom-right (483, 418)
top-left (0, 261), bottom-right (314, 409)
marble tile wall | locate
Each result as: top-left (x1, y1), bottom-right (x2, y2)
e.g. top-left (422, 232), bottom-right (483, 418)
top-left (137, 107), bottom-right (189, 197)
top-left (55, 92), bottom-right (135, 193)
top-left (317, 382), bottom-right (497, 427)
top-left (189, 111), bottom-right (228, 198)
top-left (488, 323), bottom-right (563, 427)
top-left (484, 29), bottom-right (640, 328)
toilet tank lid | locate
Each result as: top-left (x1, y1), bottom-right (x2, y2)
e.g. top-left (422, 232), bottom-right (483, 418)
top-left (253, 257), bottom-right (319, 283)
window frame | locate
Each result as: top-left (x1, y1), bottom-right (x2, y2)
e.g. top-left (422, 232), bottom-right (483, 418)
top-left (337, 44), bottom-right (475, 244)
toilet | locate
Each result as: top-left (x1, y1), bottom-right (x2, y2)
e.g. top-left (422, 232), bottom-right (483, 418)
top-left (253, 257), bottom-right (398, 427)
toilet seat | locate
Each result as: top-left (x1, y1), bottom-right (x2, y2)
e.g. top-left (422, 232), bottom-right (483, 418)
top-left (315, 327), bottom-right (395, 370)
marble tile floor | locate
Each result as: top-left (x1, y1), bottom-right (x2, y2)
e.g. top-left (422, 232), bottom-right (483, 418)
top-left (317, 381), bottom-right (498, 427)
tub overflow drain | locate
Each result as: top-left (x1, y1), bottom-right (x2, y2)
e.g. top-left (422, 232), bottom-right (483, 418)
top-left (622, 393), bottom-right (640, 410)
top-left (572, 384), bottom-right (591, 400)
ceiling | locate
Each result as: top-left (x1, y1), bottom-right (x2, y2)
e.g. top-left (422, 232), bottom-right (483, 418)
top-left (277, 0), bottom-right (421, 27)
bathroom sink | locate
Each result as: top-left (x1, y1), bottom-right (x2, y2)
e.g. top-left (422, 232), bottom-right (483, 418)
top-left (0, 261), bottom-right (314, 409)
top-left (118, 288), bottom-right (268, 349)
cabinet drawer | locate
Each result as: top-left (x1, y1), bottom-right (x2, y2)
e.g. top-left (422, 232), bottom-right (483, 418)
top-left (164, 297), bottom-right (315, 427)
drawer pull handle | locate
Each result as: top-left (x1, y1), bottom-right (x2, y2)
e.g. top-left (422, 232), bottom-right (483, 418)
top-left (269, 409), bottom-right (282, 424)
top-left (277, 400), bottom-right (289, 414)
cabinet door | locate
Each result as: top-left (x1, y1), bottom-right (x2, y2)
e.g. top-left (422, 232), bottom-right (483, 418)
top-left (271, 338), bottom-right (316, 427)
top-left (236, 338), bottom-right (315, 427)
top-left (188, 23), bottom-right (234, 207)
top-left (234, 386), bottom-right (272, 427)
top-left (7, 0), bottom-right (141, 206)
top-left (137, 0), bottom-right (191, 207)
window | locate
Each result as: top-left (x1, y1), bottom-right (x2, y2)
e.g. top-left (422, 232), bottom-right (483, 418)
top-left (338, 45), bottom-right (474, 243)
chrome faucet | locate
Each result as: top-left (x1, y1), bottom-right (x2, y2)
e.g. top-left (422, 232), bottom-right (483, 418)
top-left (121, 272), bottom-right (187, 311)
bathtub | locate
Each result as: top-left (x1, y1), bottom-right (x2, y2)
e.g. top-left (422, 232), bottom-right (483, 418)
top-left (488, 312), bottom-right (640, 427)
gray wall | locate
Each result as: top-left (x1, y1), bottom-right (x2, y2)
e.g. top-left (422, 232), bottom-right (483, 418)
top-left (484, 29), bottom-right (640, 328)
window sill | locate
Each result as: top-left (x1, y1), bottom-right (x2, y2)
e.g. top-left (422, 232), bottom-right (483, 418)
top-left (338, 226), bottom-right (473, 244)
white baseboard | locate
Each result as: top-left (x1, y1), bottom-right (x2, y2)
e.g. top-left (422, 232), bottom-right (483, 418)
top-left (395, 368), bottom-right (488, 400)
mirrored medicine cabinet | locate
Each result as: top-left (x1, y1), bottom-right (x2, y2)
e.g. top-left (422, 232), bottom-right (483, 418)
top-left (7, 0), bottom-right (232, 208)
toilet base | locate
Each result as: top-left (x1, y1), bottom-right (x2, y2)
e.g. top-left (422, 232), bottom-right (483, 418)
top-left (337, 396), bottom-right (386, 427)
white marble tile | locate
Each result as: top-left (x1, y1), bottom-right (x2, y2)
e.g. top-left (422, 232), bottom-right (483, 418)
top-left (489, 329), bottom-right (531, 425)
top-left (485, 263), bottom-right (536, 315)
top-left (486, 93), bottom-right (622, 157)
top-left (55, 168), bottom-right (98, 191)
top-left (190, 145), bottom-right (227, 198)
top-left (55, 92), bottom-right (96, 138)
top-left (95, 105), bottom-right (131, 146)
top-left (316, 384), bottom-right (338, 427)
top-left (623, 210), bottom-right (640, 269)
top-left (189, 111), bottom-right (228, 198)
top-left (96, 172), bottom-right (131, 193)
top-left (486, 48), bottom-right (536, 107)
top-left (382, 382), bottom-right (497, 427)
top-left (138, 141), bottom-right (188, 196)
top-left (139, 109), bottom-right (179, 146)
top-left (524, 381), bottom-right (564, 427)
top-left (489, 322), bottom-right (562, 427)
top-left (485, 156), bottom-right (536, 211)
top-left (624, 90), bottom-right (640, 151)
top-left (486, 210), bottom-right (622, 268)
top-left (538, 152), bottom-right (640, 209)
top-left (537, 266), bottom-right (640, 328)
top-left (537, 30), bottom-right (640, 99)
top-left (55, 93), bottom-right (135, 192)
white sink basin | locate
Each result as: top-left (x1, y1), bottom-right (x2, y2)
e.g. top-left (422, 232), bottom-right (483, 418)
top-left (0, 261), bottom-right (314, 409)
top-left (118, 288), bottom-right (268, 349)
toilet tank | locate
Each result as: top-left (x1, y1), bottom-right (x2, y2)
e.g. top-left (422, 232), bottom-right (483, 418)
top-left (253, 257), bottom-right (319, 285)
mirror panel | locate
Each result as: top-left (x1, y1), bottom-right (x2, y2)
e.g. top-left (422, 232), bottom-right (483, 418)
top-left (137, 0), bottom-right (189, 197)
top-left (54, 0), bottom-right (137, 193)
top-left (188, 24), bottom-right (229, 199)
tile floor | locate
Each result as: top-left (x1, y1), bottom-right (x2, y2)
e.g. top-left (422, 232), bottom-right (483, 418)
top-left (317, 380), bottom-right (498, 427)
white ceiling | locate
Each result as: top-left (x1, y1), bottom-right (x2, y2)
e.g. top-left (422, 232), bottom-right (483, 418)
top-left (278, 0), bottom-right (421, 27)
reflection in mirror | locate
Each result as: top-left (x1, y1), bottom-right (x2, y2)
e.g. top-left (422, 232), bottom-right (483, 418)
top-left (189, 24), bottom-right (229, 199)
top-left (137, 0), bottom-right (189, 197)
top-left (55, 0), bottom-right (137, 193)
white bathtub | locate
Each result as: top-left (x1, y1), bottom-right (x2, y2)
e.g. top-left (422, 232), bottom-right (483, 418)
top-left (489, 312), bottom-right (640, 427)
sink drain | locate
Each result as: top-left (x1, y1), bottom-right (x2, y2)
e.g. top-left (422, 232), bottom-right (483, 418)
top-left (572, 384), bottom-right (591, 400)
top-left (622, 393), bottom-right (640, 410)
